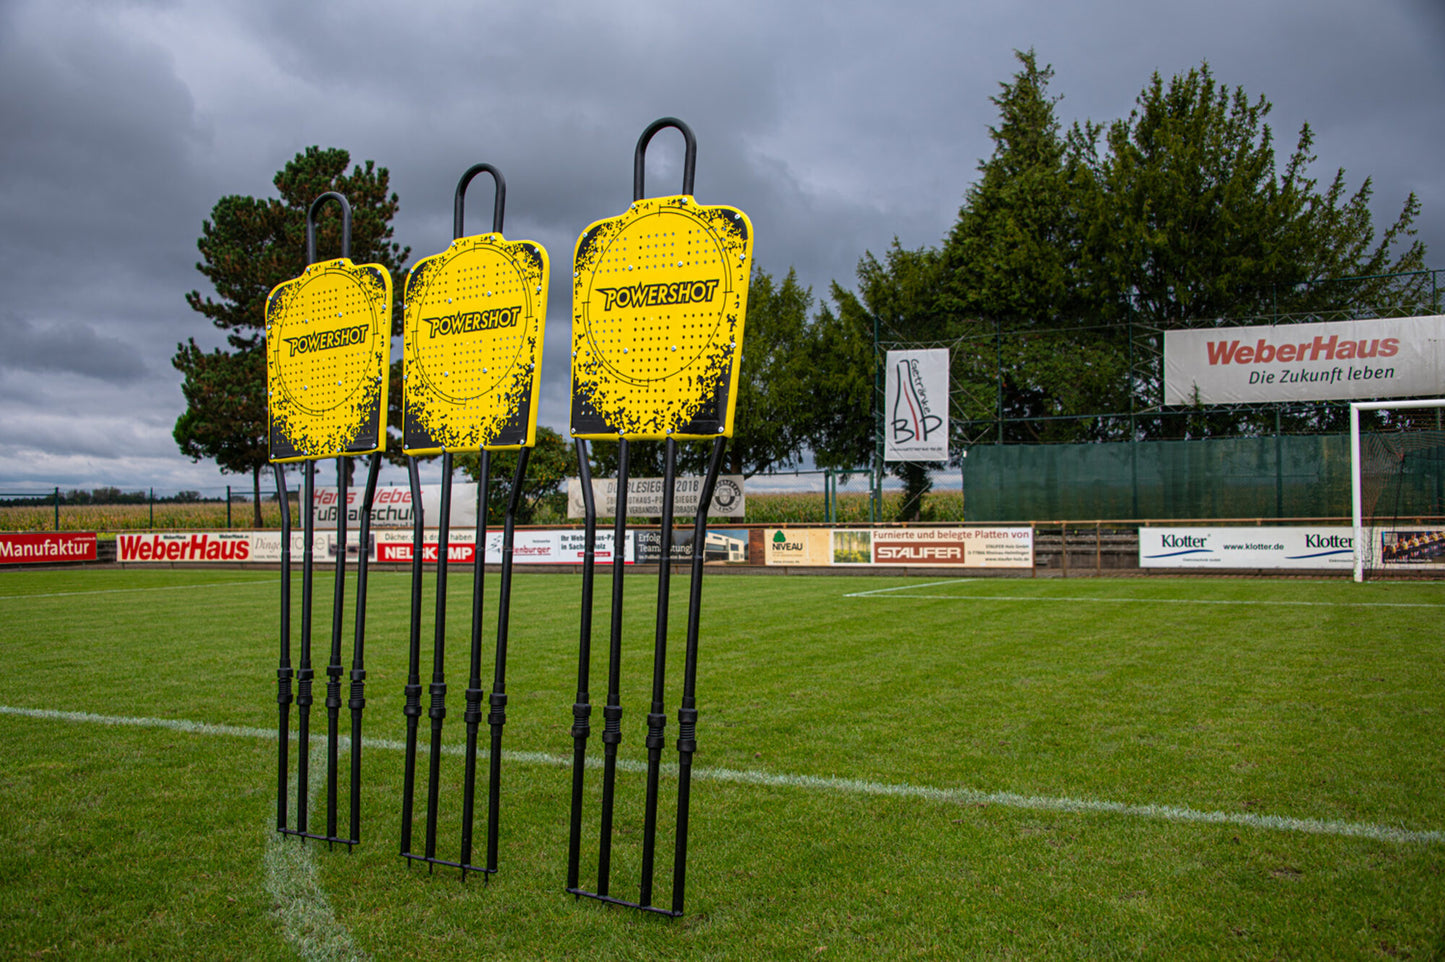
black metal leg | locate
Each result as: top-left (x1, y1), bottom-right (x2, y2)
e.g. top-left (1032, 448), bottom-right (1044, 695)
top-left (486, 449), bottom-right (529, 873)
top-left (275, 465), bottom-right (292, 834)
top-left (566, 441), bottom-right (597, 891)
top-left (460, 451), bottom-right (490, 877)
top-left (597, 438), bottom-right (629, 897)
top-left (326, 458), bottom-right (349, 847)
top-left (672, 436), bottom-right (726, 914)
top-left (639, 438), bottom-right (677, 907)
top-left (297, 460), bottom-right (316, 840)
top-left (400, 458), bottom-right (425, 858)
top-left (349, 453), bottom-right (381, 846)
top-left (424, 453), bottom-right (454, 870)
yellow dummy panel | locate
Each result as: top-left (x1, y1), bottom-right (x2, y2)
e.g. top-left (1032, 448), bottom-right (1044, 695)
top-left (402, 234), bottom-right (548, 454)
top-left (266, 258), bottom-right (392, 462)
top-left (570, 194), bottom-right (752, 440)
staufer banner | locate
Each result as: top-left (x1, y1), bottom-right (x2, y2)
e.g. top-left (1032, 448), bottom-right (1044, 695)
top-left (1164, 314), bottom-right (1445, 405)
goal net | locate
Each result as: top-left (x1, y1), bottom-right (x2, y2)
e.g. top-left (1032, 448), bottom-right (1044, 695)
top-left (1351, 399), bottom-right (1445, 580)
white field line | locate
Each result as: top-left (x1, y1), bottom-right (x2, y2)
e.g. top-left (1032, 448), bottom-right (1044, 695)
top-left (1, 579), bottom-right (274, 600)
top-left (3, 704), bottom-right (1441, 847)
top-left (846, 579), bottom-right (970, 596)
top-left (844, 587), bottom-right (1445, 608)
top-left (265, 743), bottom-right (370, 962)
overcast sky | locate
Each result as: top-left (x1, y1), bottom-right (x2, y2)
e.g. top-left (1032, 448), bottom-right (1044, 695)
top-left (1, 0), bottom-right (1441, 495)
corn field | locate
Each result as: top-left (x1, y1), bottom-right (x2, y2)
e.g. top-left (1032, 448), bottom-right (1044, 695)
top-left (0, 489), bottom-right (968, 532)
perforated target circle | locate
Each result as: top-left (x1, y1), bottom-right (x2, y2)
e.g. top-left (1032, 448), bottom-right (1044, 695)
top-left (407, 245), bottom-right (534, 406)
top-left (581, 207), bottom-right (730, 385)
top-left (272, 268), bottom-right (386, 415)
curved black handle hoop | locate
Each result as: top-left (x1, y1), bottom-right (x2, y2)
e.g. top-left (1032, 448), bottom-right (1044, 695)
top-left (306, 192), bottom-right (352, 265)
top-left (454, 163), bottom-right (506, 239)
top-left (634, 117), bottom-right (696, 201)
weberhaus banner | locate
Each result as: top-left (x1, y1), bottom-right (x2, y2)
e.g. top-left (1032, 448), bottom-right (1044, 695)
top-left (1164, 314), bottom-right (1445, 405)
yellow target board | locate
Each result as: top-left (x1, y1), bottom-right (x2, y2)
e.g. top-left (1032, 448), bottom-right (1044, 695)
top-left (402, 234), bottom-right (548, 454)
top-left (571, 194), bottom-right (752, 440)
top-left (266, 258), bottom-right (392, 462)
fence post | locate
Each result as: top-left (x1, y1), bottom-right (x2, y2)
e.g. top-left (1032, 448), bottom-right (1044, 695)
top-left (54, 486), bottom-right (59, 531)
top-left (227, 485), bottom-right (232, 530)
top-left (149, 488), bottom-right (154, 530)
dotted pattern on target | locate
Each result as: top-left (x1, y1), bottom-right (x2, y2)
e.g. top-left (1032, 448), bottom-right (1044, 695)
top-left (402, 234), bottom-right (548, 454)
top-left (570, 194), bottom-right (752, 440)
top-left (266, 258), bottom-right (392, 462)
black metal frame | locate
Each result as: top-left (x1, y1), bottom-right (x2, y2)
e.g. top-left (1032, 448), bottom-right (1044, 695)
top-left (566, 117), bottom-right (727, 917)
top-left (398, 164), bottom-right (532, 880)
top-left (274, 189), bottom-right (382, 849)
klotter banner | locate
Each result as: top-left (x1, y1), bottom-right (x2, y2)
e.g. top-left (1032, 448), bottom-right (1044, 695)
top-left (1139, 527), bottom-right (1355, 569)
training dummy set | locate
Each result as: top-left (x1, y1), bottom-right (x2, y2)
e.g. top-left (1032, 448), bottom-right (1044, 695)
top-left (264, 117), bottom-right (752, 917)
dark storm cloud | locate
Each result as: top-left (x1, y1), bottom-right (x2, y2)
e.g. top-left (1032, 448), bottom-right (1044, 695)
top-left (0, 315), bottom-right (148, 381)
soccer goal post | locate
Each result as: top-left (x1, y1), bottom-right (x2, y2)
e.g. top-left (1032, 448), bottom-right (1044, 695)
top-left (1350, 398), bottom-right (1445, 581)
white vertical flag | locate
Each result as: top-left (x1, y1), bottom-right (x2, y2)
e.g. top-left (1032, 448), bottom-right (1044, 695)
top-left (884, 349), bottom-right (949, 461)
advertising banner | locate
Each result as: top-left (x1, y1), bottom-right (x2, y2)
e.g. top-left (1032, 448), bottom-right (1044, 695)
top-left (884, 349), bottom-right (949, 462)
top-left (0, 532), bottom-right (97, 564)
top-left (1164, 314), bottom-right (1445, 405)
top-left (566, 475), bottom-right (745, 519)
top-left (310, 483), bottom-right (475, 529)
top-left (1377, 527), bottom-right (1445, 566)
top-left (1139, 527), bottom-right (1355, 569)
top-left (372, 529), bottom-right (632, 565)
top-left (763, 528), bottom-right (833, 566)
top-left (116, 529), bottom-right (634, 565)
top-left (118, 532), bottom-right (276, 564)
top-left (826, 527), bottom-right (1033, 567)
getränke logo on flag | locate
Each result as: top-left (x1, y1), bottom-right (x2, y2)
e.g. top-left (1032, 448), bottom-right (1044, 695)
top-left (885, 348), bottom-right (949, 462)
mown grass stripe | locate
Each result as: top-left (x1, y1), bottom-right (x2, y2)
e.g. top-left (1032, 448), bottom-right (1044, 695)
top-left (3, 704), bottom-right (1440, 847)
top-left (2, 579), bottom-right (274, 600)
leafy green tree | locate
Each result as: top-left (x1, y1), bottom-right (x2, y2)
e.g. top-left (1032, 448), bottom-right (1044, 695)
top-left (822, 246), bottom-right (947, 520)
top-left (172, 343), bottom-right (268, 524)
top-left (454, 426), bottom-right (573, 525)
top-left (175, 147), bottom-right (411, 498)
top-left (940, 50), bottom-right (1129, 442)
top-left (1079, 63), bottom-right (1428, 329)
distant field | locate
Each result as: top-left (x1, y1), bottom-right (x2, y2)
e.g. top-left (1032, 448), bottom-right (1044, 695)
top-left (2, 568), bottom-right (1443, 959)
top-left (0, 489), bottom-right (966, 531)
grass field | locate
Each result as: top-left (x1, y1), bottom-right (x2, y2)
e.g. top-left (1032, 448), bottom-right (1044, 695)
top-left (2, 567), bottom-right (1443, 959)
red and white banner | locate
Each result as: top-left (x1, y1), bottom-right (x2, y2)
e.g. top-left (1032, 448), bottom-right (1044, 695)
top-left (116, 530), bottom-right (634, 565)
top-left (1165, 314), bottom-right (1445, 404)
top-left (0, 532), bottom-right (97, 564)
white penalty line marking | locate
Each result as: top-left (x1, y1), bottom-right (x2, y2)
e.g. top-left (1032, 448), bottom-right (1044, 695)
top-left (3, 704), bottom-right (1441, 847)
top-left (845, 584), bottom-right (1445, 608)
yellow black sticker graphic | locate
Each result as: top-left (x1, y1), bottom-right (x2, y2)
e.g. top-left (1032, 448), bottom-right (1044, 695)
top-left (571, 194), bottom-right (752, 440)
top-left (266, 258), bottom-right (392, 462)
top-left (402, 234), bottom-right (548, 454)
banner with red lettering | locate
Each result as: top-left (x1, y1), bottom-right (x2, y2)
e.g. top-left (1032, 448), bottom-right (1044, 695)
top-left (829, 526), bottom-right (1033, 568)
top-left (0, 532), bottom-right (97, 564)
top-left (115, 530), bottom-right (634, 565)
top-left (1164, 314), bottom-right (1445, 404)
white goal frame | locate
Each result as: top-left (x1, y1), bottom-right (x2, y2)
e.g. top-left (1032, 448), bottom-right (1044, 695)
top-left (1350, 397), bottom-right (1445, 581)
